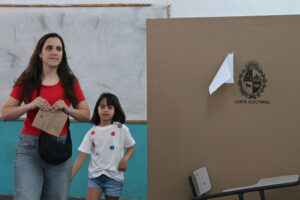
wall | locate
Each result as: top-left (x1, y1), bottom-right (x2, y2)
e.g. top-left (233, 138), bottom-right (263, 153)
top-left (0, 5), bottom-right (167, 121)
top-left (0, 120), bottom-right (147, 199)
top-left (0, 0), bottom-right (168, 4)
top-left (2, 0), bottom-right (300, 17)
top-left (171, 0), bottom-right (300, 17)
top-left (0, 0), bottom-right (164, 198)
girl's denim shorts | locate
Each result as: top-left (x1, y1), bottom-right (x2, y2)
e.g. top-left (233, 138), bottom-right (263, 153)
top-left (88, 174), bottom-right (123, 197)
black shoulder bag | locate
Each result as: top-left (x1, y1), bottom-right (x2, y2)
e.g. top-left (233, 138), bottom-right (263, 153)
top-left (36, 86), bottom-right (72, 165)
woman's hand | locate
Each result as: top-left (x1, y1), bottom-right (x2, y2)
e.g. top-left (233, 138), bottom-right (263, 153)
top-left (29, 97), bottom-right (51, 111)
top-left (51, 100), bottom-right (70, 114)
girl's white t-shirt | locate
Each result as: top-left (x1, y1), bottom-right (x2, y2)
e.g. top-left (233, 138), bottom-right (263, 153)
top-left (78, 122), bottom-right (135, 181)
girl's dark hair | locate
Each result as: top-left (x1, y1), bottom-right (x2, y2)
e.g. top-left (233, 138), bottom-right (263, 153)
top-left (14, 32), bottom-right (78, 105)
top-left (90, 93), bottom-right (126, 125)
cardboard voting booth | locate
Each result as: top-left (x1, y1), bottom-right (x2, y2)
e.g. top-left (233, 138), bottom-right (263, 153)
top-left (147, 15), bottom-right (300, 200)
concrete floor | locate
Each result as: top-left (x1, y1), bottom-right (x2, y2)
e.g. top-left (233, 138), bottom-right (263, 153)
top-left (0, 195), bottom-right (85, 200)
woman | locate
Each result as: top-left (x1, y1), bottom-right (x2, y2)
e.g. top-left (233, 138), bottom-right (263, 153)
top-left (1, 33), bottom-right (90, 200)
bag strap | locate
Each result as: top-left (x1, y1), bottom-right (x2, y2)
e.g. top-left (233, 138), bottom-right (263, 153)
top-left (36, 84), bottom-right (71, 140)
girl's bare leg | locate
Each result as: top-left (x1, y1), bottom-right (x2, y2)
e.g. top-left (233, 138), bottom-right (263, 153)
top-left (87, 188), bottom-right (102, 200)
top-left (105, 195), bottom-right (119, 200)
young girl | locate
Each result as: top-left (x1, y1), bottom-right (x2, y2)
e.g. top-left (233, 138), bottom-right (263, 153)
top-left (72, 93), bottom-right (135, 200)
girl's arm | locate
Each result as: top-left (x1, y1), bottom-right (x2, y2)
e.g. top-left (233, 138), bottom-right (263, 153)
top-left (51, 100), bottom-right (90, 122)
top-left (118, 146), bottom-right (135, 171)
top-left (1, 96), bottom-right (50, 121)
top-left (72, 152), bottom-right (89, 179)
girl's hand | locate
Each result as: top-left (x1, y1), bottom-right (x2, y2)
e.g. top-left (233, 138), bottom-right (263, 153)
top-left (51, 100), bottom-right (70, 114)
top-left (118, 146), bottom-right (134, 171)
top-left (29, 97), bottom-right (51, 111)
top-left (118, 157), bottom-right (128, 171)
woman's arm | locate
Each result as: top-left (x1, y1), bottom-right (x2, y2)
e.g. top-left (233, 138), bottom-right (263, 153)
top-left (51, 100), bottom-right (90, 122)
top-left (68, 100), bottom-right (90, 122)
top-left (118, 146), bottom-right (135, 171)
top-left (72, 152), bottom-right (89, 179)
top-left (1, 97), bottom-right (25, 121)
top-left (1, 96), bottom-right (50, 121)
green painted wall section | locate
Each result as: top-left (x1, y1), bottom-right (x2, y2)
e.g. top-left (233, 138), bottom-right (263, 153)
top-left (0, 120), bottom-right (147, 199)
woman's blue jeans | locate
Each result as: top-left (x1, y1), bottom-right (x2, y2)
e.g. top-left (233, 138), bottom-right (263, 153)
top-left (14, 133), bottom-right (72, 200)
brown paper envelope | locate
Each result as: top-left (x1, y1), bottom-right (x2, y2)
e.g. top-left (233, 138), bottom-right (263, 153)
top-left (32, 110), bottom-right (68, 136)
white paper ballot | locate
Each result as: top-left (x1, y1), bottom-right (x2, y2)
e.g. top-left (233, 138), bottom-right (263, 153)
top-left (209, 53), bottom-right (234, 95)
